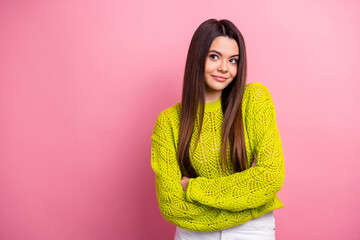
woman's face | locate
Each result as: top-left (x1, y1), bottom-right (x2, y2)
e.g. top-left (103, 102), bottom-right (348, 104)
top-left (203, 36), bottom-right (239, 102)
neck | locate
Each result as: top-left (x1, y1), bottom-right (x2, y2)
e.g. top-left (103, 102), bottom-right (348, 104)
top-left (205, 90), bottom-right (222, 103)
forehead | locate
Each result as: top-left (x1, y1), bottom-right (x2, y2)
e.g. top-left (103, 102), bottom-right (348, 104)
top-left (209, 36), bottom-right (239, 56)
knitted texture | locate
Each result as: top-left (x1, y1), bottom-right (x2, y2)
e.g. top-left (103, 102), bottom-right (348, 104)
top-left (150, 82), bottom-right (285, 232)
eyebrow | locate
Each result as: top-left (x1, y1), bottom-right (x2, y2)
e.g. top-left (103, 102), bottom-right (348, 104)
top-left (208, 50), bottom-right (239, 58)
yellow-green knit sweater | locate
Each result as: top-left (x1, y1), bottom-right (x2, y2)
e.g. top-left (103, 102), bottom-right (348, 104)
top-left (150, 82), bottom-right (285, 232)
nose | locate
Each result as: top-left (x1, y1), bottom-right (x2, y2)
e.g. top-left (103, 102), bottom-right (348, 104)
top-left (217, 59), bottom-right (228, 72)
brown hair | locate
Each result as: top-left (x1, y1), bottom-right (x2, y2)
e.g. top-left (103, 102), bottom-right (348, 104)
top-left (177, 18), bottom-right (248, 178)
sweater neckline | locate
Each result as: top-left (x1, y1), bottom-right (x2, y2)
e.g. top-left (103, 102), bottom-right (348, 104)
top-left (204, 97), bottom-right (222, 112)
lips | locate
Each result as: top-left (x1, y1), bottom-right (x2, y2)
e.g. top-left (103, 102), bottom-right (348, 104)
top-left (211, 75), bottom-right (228, 82)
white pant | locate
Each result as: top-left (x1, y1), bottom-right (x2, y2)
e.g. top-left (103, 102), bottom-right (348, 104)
top-left (174, 211), bottom-right (275, 240)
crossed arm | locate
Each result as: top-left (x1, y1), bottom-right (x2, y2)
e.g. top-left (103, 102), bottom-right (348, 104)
top-left (150, 84), bottom-right (285, 229)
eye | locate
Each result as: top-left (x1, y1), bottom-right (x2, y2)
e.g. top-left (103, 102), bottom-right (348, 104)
top-left (209, 54), bottom-right (219, 60)
top-left (230, 58), bottom-right (238, 64)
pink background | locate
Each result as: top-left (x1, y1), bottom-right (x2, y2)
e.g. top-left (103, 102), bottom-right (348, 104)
top-left (1, 0), bottom-right (359, 239)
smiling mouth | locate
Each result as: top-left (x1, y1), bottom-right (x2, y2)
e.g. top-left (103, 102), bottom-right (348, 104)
top-left (211, 75), bottom-right (228, 82)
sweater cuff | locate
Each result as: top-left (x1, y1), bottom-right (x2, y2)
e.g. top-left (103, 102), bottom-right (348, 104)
top-left (185, 178), bottom-right (195, 202)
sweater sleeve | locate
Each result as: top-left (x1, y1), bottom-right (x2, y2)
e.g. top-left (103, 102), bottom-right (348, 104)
top-left (185, 84), bottom-right (285, 212)
top-left (150, 111), bottom-right (253, 231)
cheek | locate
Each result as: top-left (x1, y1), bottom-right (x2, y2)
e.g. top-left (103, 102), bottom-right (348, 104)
top-left (204, 61), bottom-right (217, 73)
top-left (230, 65), bottom-right (238, 76)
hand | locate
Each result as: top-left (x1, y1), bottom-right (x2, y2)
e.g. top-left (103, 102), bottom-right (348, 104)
top-left (251, 153), bottom-right (257, 167)
top-left (181, 176), bottom-right (190, 191)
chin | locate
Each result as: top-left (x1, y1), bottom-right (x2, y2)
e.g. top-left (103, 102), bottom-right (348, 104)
top-left (209, 83), bottom-right (228, 91)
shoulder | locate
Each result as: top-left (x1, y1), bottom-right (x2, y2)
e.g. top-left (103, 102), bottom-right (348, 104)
top-left (242, 83), bottom-right (276, 124)
top-left (244, 82), bottom-right (274, 105)
top-left (153, 101), bottom-right (181, 126)
top-left (151, 101), bottom-right (181, 144)
top-left (245, 82), bottom-right (272, 99)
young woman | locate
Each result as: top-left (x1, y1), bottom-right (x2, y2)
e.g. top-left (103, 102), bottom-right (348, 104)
top-left (150, 18), bottom-right (285, 240)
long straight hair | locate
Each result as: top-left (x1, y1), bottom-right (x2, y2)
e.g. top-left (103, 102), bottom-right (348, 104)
top-left (177, 19), bottom-right (248, 178)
